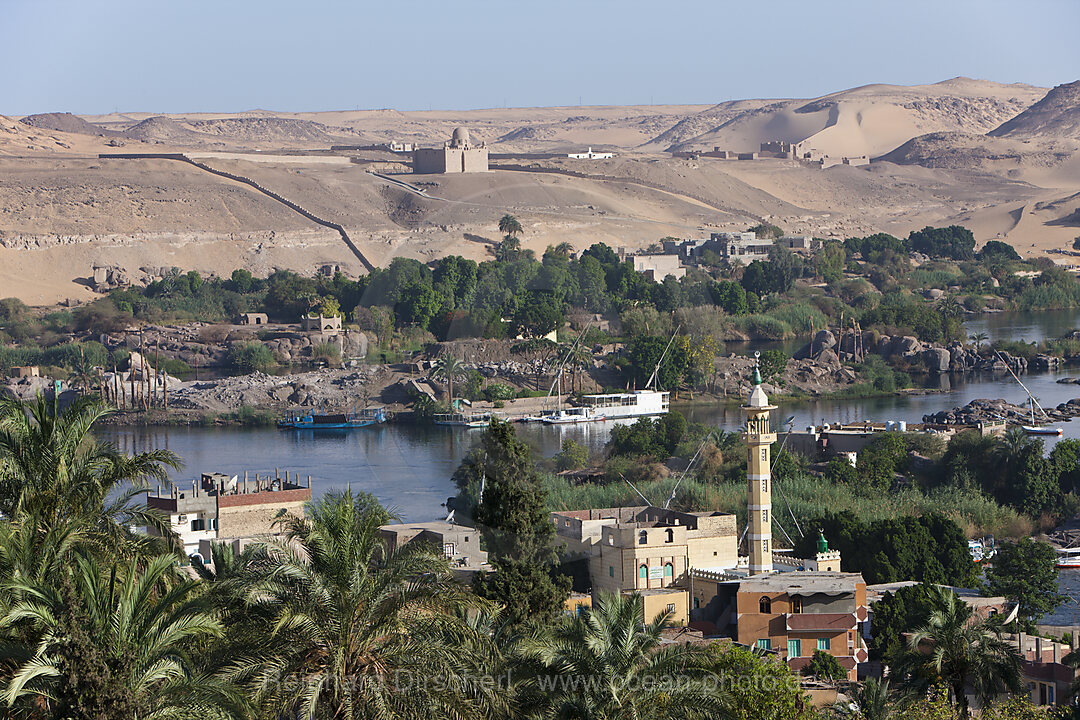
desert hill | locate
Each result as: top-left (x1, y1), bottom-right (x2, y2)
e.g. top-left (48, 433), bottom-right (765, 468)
top-left (656, 78), bottom-right (1045, 159)
top-left (20, 112), bottom-right (117, 136)
top-left (990, 81), bottom-right (1080, 140)
top-left (2, 77), bottom-right (1080, 304)
top-left (121, 116), bottom-right (215, 145)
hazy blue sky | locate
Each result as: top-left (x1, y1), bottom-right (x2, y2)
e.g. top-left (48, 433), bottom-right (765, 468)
top-left (2, 0), bottom-right (1077, 114)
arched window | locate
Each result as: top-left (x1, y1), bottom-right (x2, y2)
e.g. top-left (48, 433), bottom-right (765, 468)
top-left (665, 528), bottom-right (674, 544)
top-left (664, 562), bottom-right (673, 578)
top-left (759, 597), bottom-right (771, 614)
top-left (639, 530), bottom-right (648, 545)
top-left (638, 565), bottom-right (648, 580)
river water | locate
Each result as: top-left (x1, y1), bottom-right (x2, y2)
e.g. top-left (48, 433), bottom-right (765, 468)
top-left (95, 309), bottom-right (1080, 622)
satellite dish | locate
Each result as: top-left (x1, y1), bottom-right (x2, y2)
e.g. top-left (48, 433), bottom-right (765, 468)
top-left (754, 350), bottom-right (760, 359)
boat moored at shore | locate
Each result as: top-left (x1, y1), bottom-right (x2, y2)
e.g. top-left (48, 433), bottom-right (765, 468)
top-left (278, 407), bottom-right (388, 430)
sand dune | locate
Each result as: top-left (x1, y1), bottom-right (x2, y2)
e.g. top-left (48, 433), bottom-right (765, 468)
top-left (661, 78), bottom-right (1045, 159)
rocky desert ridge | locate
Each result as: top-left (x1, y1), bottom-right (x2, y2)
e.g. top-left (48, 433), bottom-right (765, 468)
top-left (1, 76), bottom-right (1079, 306)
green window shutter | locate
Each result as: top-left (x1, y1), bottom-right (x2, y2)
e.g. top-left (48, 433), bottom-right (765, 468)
top-left (817, 638), bottom-right (830, 651)
top-left (788, 639), bottom-right (801, 658)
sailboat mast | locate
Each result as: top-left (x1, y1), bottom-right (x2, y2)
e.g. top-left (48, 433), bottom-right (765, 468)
top-left (645, 325), bottom-right (682, 391)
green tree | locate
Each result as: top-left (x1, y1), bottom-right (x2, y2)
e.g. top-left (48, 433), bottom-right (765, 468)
top-left (869, 583), bottom-right (939, 664)
top-left (851, 678), bottom-right (899, 720)
top-left (498, 213), bottom-right (523, 238)
top-left (627, 334), bottom-right (685, 390)
top-left (711, 280), bottom-right (749, 315)
top-left (511, 293), bottom-right (563, 338)
top-left (758, 349), bottom-right (787, 380)
top-left (1050, 438), bottom-right (1080, 493)
top-left (803, 649), bottom-right (847, 682)
top-left (814, 240), bottom-right (846, 282)
top-left (227, 490), bottom-right (492, 720)
top-left (465, 420), bottom-right (571, 628)
top-left (984, 537), bottom-right (1065, 632)
top-left (554, 438), bottom-right (589, 471)
top-left (978, 240), bottom-right (1021, 263)
top-left (824, 456), bottom-right (858, 486)
top-left (705, 645), bottom-right (803, 720)
top-left (894, 586), bottom-right (1022, 719)
top-left (433, 354), bottom-right (466, 404)
top-left (2, 553), bottom-right (243, 719)
top-left (395, 279), bottom-right (439, 328)
top-left (515, 592), bottom-right (726, 720)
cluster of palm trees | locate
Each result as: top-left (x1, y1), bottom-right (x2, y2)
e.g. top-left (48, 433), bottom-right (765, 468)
top-left (0, 394), bottom-right (1068, 720)
top-left (0, 395), bottom-right (735, 719)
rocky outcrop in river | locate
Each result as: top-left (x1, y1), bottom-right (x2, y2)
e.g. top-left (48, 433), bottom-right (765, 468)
top-left (795, 329), bottom-right (1061, 375)
top-left (923, 397), bottom-right (1080, 425)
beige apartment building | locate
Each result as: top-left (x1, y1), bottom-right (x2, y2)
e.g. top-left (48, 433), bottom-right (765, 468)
top-left (552, 505), bottom-right (738, 622)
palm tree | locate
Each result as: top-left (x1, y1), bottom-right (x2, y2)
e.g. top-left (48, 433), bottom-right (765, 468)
top-left (515, 591), bottom-right (728, 719)
top-left (0, 395), bottom-right (180, 553)
top-left (498, 214), bottom-right (523, 238)
top-left (225, 490), bottom-right (495, 720)
top-left (0, 552), bottom-right (244, 719)
top-left (566, 343), bottom-right (593, 394)
top-left (969, 332), bottom-right (989, 351)
top-left (847, 677), bottom-right (898, 720)
top-left (893, 586), bottom-right (1022, 719)
top-left (434, 354), bottom-right (467, 406)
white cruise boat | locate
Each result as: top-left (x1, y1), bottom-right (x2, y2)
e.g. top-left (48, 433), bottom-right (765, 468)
top-left (579, 389), bottom-right (670, 420)
top-left (1056, 547), bottom-right (1080, 569)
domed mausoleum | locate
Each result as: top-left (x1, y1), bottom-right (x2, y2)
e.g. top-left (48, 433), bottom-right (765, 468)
top-left (413, 127), bottom-right (488, 174)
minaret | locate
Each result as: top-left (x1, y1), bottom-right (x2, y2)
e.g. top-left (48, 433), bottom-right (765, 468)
top-left (743, 356), bottom-right (777, 575)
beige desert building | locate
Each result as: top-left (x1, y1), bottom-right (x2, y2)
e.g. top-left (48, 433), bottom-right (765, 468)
top-left (413, 127), bottom-right (488, 174)
top-left (552, 505), bottom-right (739, 623)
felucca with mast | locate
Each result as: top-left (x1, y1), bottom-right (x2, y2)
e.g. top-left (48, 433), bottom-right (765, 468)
top-left (995, 350), bottom-right (1063, 436)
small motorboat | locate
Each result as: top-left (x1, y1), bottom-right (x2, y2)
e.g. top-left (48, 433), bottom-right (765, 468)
top-left (542, 407), bottom-right (607, 425)
top-left (1023, 425), bottom-right (1063, 436)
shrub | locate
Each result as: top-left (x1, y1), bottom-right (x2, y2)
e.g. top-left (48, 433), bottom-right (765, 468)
top-left (227, 342), bottom-right (276, 373)
top-left (312, 342), bottom-right (342, 367)
top-left (554, 439), bottom-right (589, 472)
top-left (803, 649), bottom-right (846, 681)
top-left (483, 383), bottom-right (515, 402)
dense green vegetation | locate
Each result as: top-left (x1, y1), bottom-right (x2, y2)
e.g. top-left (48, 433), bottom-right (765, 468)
top-left (0, 393), bottom-right (1068, 720)
top-left (9, 218), bottom-right (1080, 390)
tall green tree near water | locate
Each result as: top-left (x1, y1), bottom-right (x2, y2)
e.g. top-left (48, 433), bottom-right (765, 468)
top-left (467, 420), bottom-right (570, 628)
top-left (984, 537), bottom-right (1065, 632)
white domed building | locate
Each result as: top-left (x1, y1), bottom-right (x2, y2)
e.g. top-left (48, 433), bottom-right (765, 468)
top-left (413, 127), bottom-right (488, 174)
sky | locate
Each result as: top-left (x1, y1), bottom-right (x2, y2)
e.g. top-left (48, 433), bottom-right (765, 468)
top-left (1, 0), bottom-right (1077, 115)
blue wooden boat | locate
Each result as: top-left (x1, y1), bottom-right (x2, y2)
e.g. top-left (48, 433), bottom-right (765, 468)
top-left (278, 407), bottom-right (388, 430)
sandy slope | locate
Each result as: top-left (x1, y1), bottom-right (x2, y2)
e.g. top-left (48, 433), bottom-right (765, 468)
top-left (2, 78), bottom-right (1079, 305)
top-left (658, 78), bottom-right (1046, 158)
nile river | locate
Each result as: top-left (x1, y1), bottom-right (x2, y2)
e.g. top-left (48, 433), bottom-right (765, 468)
top-left (95, 309), bottom-right (1080, 624)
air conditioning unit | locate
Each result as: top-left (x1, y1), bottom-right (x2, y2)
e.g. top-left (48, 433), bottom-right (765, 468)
top-left (177, 514), bottom-right (187, 524)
